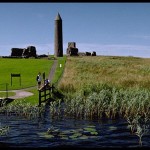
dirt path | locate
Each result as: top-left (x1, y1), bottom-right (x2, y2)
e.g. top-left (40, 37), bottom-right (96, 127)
top-left (48, 59), bottom-right (58, 81)
top-left (7, 90), bottom-right (34, 99)
top-left (6, 59), bottom-right (58, 100)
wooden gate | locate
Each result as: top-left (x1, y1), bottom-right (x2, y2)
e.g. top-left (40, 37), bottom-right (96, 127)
top-left (38, 84), bottom-right (55, 106)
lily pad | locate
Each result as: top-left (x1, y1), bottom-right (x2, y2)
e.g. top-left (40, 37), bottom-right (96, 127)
top-left (59, 133), bottom-right (68, 138)
top-left (62, 129), bottom-right (75, 134)
top-left (78, 135), bottom-right (89, 140)
top-left (75, 128), bottom-right (83, 132)
top-left (69, 133), bottom-right (82, 139)
top-left (38, 132), bottom-right (55, 139)
top-left (61, 136), bottom-right (69, 140)
top-left (86, 125), bottom-right (96, 128)
top-left (84, 127), bottom-right (97, 132)
top-left (90, 131), bottom-right (98, 135)
top-left (109, 126), bottom-right (117, 131)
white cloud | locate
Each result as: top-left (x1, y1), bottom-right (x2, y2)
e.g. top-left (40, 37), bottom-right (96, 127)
top-left (1, 43), bottom-right (150, 58)
top-left (77, 43), bottom-right (150, 58)
top-left (129, 35), bottom-right (150, 40)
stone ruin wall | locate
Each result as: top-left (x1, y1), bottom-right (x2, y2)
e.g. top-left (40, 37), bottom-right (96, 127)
top-left (66, 42), bottom-right (78, 56)
top-left (66, 42), bottom-right (97, 56)
top-left (11, 46), bottom-right (37, 58)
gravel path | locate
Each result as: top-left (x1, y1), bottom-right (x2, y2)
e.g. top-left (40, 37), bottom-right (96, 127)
top-left (7, 90), bottom-right (34, 99)
top-left (6, 59), bottom-right (58, 100)
top-left (48, 59), bottom-right (58, 81)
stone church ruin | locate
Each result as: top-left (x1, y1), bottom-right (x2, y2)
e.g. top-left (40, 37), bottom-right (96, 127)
top-left (11, 46), bottom-right (37, 58)
top-left (66, 42), bottom-right (78, 56)
top-left (66, 42), bottom-right (97, 57)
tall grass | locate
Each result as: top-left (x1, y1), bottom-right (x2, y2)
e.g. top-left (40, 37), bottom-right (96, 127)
top-left (58, 56), bottom-right (150, 92)
top-left (51, 84), bottom-right (150, 119)
top-left (0, 99), bottom-right (45, 120)
top-left (58, 56), bottom-right (150, 119)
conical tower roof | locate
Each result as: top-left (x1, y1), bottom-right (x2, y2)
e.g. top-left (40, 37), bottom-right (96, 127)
top-left (55, 13), bottom-right (62, 20)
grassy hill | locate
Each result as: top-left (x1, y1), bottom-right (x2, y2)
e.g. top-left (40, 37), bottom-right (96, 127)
top-left (58, 56), bottom-right (150, 92)
top-left (58, 56), bottom-right (150, 119)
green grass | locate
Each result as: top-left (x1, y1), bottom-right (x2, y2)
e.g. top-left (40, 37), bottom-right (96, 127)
top-left (0, 58), bottom-right (54, 90)
top-left (0, 91), bottom-right (15, 98)
top-left (52, 55), bottom-right (67, 84)
top-left (20, 56), bottom-right (67, 105)
top-left (57, 56), bottom-right (150, 119)
top-left (17, 88), bottom-right (39, 105)
top-left (0, 56), bottom-right (66, 105)
top-left (1, 55), bottom-right (150, 119)
top-left (58, 56), bottom-right (150, 92)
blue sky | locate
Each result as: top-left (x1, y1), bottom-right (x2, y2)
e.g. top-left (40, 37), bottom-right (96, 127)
top-left (0, 3), bottom-right (150, 58)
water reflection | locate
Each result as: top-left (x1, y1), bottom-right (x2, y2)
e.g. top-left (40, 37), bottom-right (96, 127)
top-left (0, 106), bottom-right (149, 148)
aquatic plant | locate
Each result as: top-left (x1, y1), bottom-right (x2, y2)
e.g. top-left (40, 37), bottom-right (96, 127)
top-left (56, 90), bottom-right (149, 121)
top-left (0, 99), bottom-right (45, 120)
top-left (0, 98), bottom-right (7, 107)
top-left (38, 125), bottom-right (100, 141)
top-left (0, 123), bottom-right (9, 136)
top-left (126, 114), bottom-right (149, 146)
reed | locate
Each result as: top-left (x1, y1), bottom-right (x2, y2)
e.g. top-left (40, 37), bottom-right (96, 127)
top-left (0, 123), bottom-right (9, 136)
top-left (127, 114), bottom-right (149, 146)
top-left (56, 56), bottom-right (150, 119)
top-left (0, 99), bottom-right (45, 120)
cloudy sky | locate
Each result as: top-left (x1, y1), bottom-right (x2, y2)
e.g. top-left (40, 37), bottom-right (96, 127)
top-left (0, 3), bottom-right (150, 58)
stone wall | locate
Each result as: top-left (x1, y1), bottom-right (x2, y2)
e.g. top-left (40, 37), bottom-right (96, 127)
top-left (66, 42), bottom-right (78, 56)
top-left (11, 46), bottom-right (37, 58)
top-left (11, 48), bottom-right (24, 57)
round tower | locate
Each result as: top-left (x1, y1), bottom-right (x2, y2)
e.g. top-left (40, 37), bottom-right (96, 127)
top-left (54, 13), bottom-right (63, 57)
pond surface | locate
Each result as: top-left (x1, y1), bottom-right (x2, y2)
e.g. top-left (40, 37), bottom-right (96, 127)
top-left (0, 108), bottom-right (150, 148)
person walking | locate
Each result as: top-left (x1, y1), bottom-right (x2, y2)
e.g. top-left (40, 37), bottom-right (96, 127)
top-left (36, 72), bottom-right (42, 89)
top-left (44, 78), bottom-right (50, 87)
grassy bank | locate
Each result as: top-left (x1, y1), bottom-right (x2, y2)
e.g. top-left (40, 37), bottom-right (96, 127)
top-left (57, 56), bottom-right (150, 119)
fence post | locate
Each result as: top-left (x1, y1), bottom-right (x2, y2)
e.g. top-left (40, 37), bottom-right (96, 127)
top-left (6, 83), bottom-right (8, 99)
top-left (51, 84), bottom-right (54, 93)
top-left (44, 87), bottom-right (46, 101)
top-left (49, 88), bottom-right (51, 100)
top-left (11, 73), bottom-right (21, 86)
top-left (39, 90), bottom-right (41, 106)
top-left (20, 74), bottom-right (21, 86)
top-left (11, 74), bottom-right (12, 86)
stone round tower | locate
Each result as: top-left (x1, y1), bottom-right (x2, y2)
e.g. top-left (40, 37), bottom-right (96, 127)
top-left (54, 13), bottom-right (63, 57)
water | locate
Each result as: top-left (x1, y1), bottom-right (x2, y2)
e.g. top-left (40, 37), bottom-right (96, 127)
top-left (0, 110), bottom-right (150, 148)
